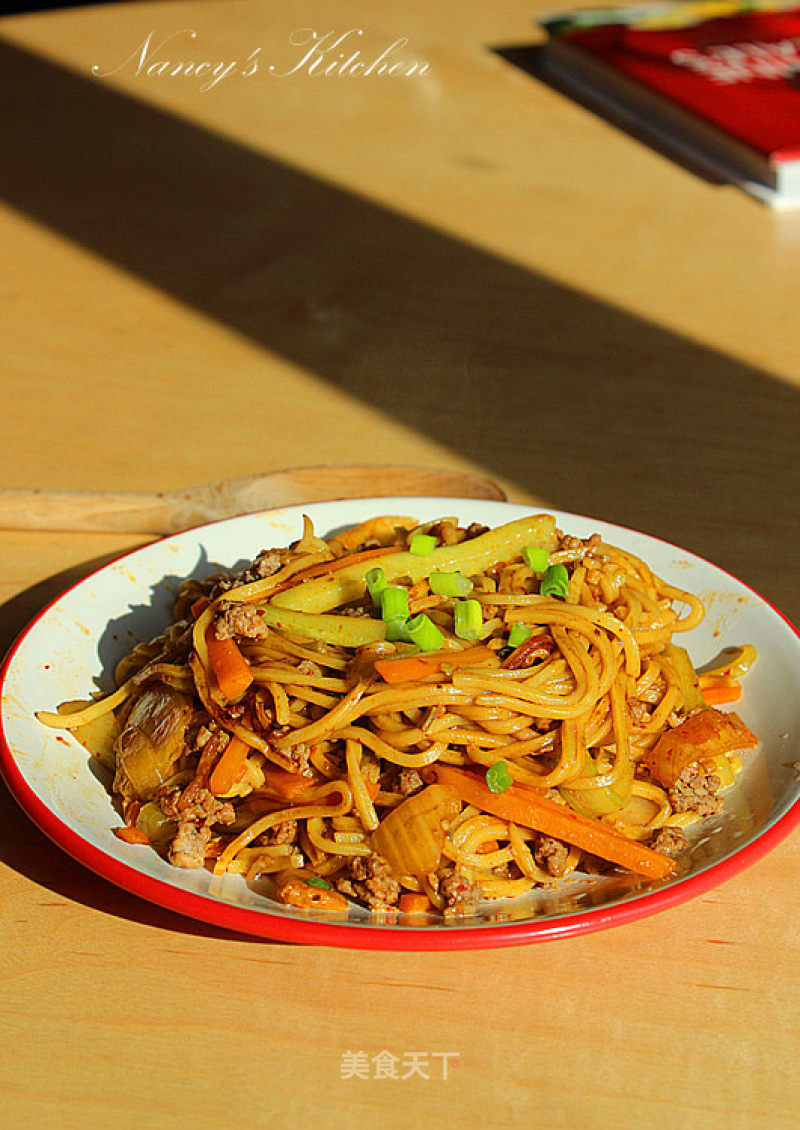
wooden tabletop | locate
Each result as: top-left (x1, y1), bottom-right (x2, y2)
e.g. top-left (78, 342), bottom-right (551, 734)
top-left (1, 2), bottom-right (798, 1126)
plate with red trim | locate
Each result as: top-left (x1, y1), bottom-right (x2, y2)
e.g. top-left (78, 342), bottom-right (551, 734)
top-left (1, 498), bottom-right (798, 949)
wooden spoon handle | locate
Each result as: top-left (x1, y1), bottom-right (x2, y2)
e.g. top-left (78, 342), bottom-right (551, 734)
top-left (0, 465), bottom-right (506, 534)
top-left (0, 489), bottom-right (178, 533)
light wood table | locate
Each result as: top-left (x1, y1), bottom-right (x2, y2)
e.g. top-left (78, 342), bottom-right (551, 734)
top-left (1, 3), bottom-right (797, 1127)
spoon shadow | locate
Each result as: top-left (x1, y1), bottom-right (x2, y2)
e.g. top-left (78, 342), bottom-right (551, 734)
top-left (0, 549), bottom-right (276, 943)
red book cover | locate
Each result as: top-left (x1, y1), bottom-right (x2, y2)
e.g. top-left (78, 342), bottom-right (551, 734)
top-left (543, 2), bottom-right (800, 164)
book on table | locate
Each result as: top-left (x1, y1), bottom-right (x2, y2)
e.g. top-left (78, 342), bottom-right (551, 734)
top-left (537, 0), bottom-right (800, 208)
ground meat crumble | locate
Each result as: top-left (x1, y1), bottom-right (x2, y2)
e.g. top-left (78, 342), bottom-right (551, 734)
top-left (439, 866), bottom-right (481, 916)
top-left (334, 852), bottom-right (400, 909)
top-left (214, 603), bottom-right (270, 641)
top-left (211, 549), bottom-right (286, 597)
top-left (668, 765), bottom-right (724, 817)
top-left (160, 779), bottom-right (235, 869)
top-left (397, 768), bottom-right (424, 796)
top-left (258, 820), bottom-right (298, 847)
top-left (534, 834), bottom-right (570, 877)
top-left (651, 826), bottom-right (689, 856)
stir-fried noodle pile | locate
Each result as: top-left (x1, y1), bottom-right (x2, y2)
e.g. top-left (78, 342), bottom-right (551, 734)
top-left (40, 513), bottom-right (758, 919)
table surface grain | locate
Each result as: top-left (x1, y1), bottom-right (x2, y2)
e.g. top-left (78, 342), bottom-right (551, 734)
top-left (0, 3), bottom-right (798, 1128)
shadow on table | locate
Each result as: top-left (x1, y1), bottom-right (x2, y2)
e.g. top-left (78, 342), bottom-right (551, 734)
top-left (0, 774), bottom-right (262, 942)
top-left (1, 38), bottom-right (797, 619)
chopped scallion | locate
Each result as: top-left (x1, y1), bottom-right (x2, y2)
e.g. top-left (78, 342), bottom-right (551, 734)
top-left (541, 563), bottom-right (570, 598)
top-left (405, 613), bottom-right (444, 652)
top-left (429, 571), bottom-right (473, 597)
top-left (522, 545), bottom-right (549, 573)
top-left (410, 533), bottom-right (436, 556)
top-left (453, 599), bottom-right (483, 640)
top-left (486, 760), bottom-right (513, 794)
top-left (508, 623), bottom-right (533, 648)
top-left (366, 567), bottom-right (388, 607)
top-left (306, 876), bottom-right (331, 889)
top-left (385, 619), bottom-right (411, 643)
top-left (380, 586), bottom-right (410, 622)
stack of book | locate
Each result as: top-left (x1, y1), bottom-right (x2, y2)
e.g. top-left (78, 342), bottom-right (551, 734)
top-left (538, 1), bottom-right (800, 207)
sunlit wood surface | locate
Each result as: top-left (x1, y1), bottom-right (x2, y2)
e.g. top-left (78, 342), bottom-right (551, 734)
top-left (0, 2), bottom-right (798, 1127)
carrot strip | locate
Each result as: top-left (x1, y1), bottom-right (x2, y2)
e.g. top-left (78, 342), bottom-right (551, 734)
top-left (206, 629), bottom-right (253, 701)
top-left (114, 826), bottom-right (149, 845)
top-left (208, 736), bottom-right (251, 796)
top-left (399, 893), bottom-right (433, 914)
top-left (424, 764), bottom-right (676, 880)
top-left (190, 596), bottom-right (211, 619)
top-left (374, 645), bottom-right (497, 684)
top-left (260, 765), bottom-right (315, 802)
top-left (278, 546), bottom-right (396, 588)
top-left (701, 683), bottom-right (742, 706)
top-left (374, 656), bottom-right (439, 684)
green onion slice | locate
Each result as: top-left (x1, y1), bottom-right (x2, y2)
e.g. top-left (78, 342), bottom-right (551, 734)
top-left (429, 571), bottom-right (473, 597)
top-left (380, 586), bottom-right (410, 621)
top-left (453, 599), bottom-right (482, 640)
top-left (409, 533), bottom-right (437, 557)
top-left (541, 563), bottom-right (570, 598)
top-left (385, 619), bottom-right (411, 643)
top-left (507, 623), bottom-right (533, 648)
top-left (306, 876), bottom-right (331, 889)
top-left (486, 760), bottom-right (513, 794)
top-left (405, 613), bottom-right (444, 652)
top-left (365, 567), bottom-right (388, 607)
top-left (522, 545), bottom-right (550, 572)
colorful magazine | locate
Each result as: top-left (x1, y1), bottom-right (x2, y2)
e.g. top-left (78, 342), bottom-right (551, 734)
top-left (538, 1), bottom-right (800, 206)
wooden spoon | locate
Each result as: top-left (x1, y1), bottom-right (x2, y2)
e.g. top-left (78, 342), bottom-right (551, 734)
top-left (0, 465), bottom-right (506, 534)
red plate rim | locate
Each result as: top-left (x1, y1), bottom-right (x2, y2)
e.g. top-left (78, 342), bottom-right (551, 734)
top-left (1, 502), bottom-right (799, 950)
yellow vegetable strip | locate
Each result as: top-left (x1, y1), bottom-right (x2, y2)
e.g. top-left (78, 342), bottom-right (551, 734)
top-left (270, 514), bottom-right (557, 613)
top-left (255, 604), bottom-right (387, 647)
top-left (223, 550), bottom-right (331, 605)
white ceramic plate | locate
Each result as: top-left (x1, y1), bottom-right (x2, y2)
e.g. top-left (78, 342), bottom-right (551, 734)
top-left (1, 499), bottom-right (798, 950)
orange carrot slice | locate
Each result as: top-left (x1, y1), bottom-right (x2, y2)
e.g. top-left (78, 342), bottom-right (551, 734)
top-left (280, 546), bottom-right (396, 587)
top-left (208, 736), bottom-right (251, 796)
top-left (424, 764), bottom-right (676, 881)
top-left (114, 826), bottom-right (149, 845)
top-left (260, 765), bottom-right (315, 802)
top-left (374, 645), bottom-right (496, 684)
top-left (206, 629), bottom-right (253, 701)
top-left (701, 683), bottom-right (742, 706)
top-left (399, 893), bottom-right (433, 914)
top-left (374, 656), bottom-right (440, 684)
